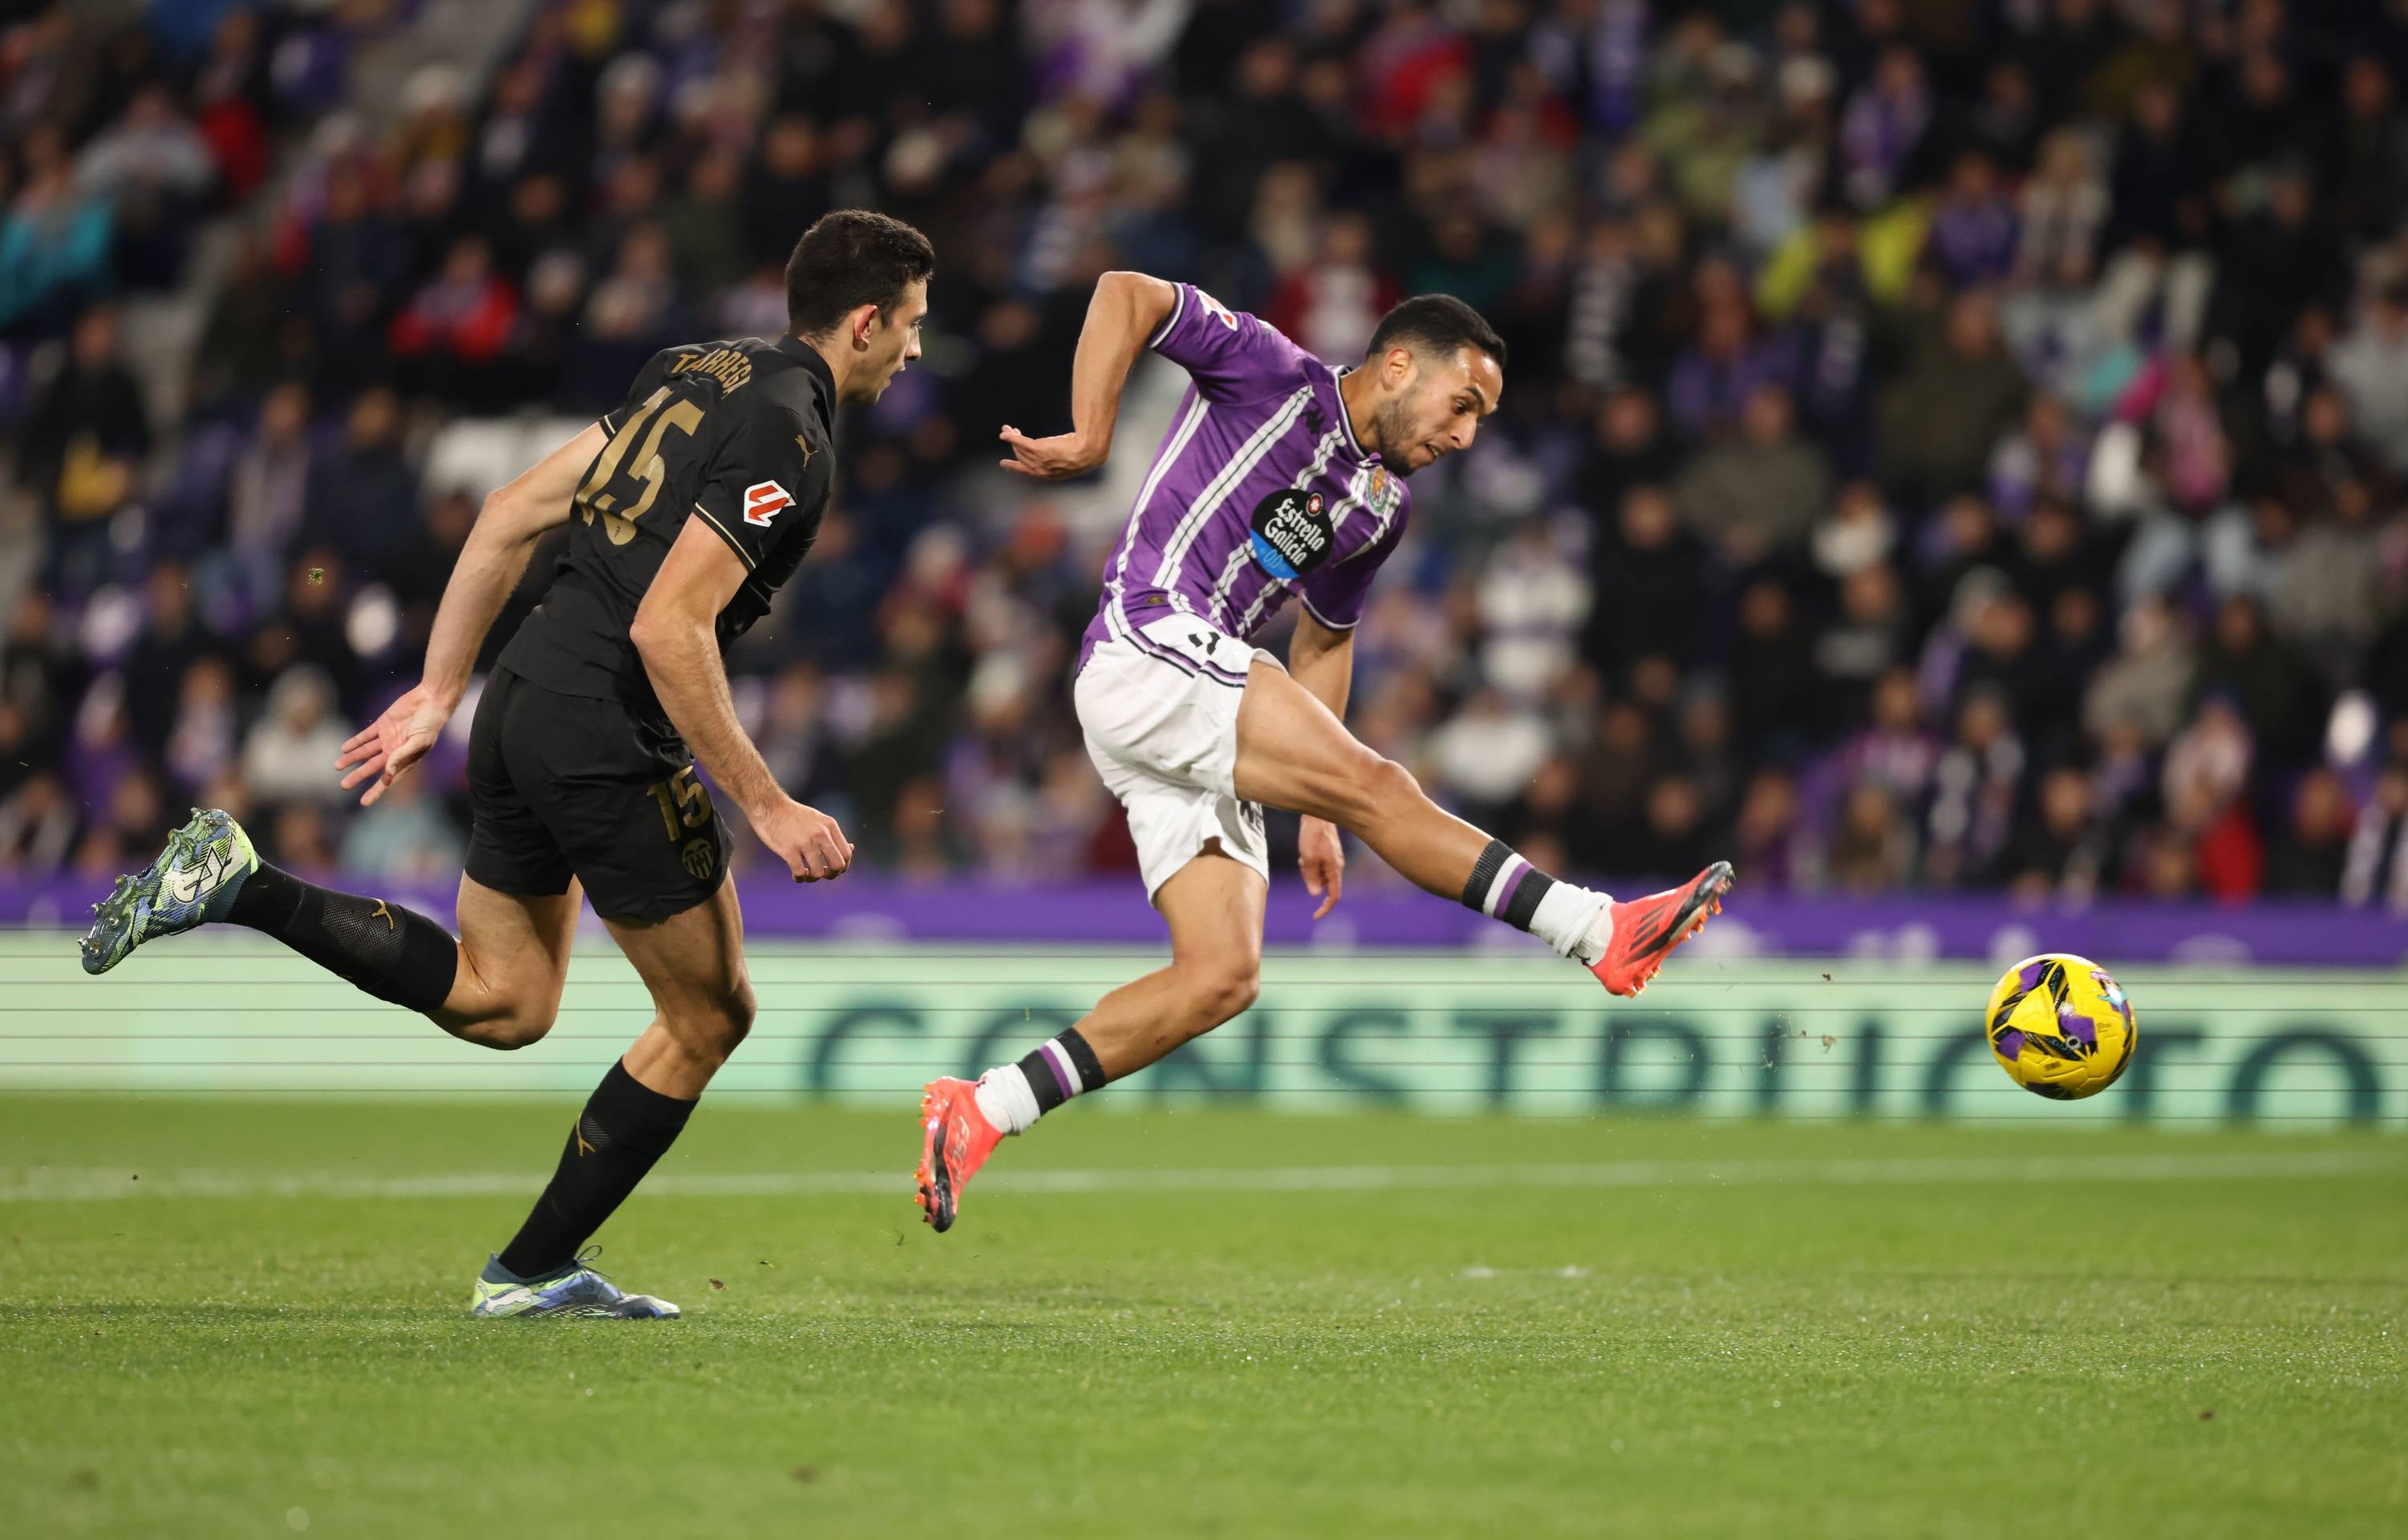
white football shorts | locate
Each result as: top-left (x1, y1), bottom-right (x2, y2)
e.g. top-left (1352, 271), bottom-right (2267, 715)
top-left (1074, 614), bottom-right (1281, 900)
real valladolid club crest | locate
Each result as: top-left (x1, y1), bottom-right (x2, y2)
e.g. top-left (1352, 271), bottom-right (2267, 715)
top-left (1366, 464), bottom-right (1401, 520)
top-left (1248, 488), bottom-right (1334, 582)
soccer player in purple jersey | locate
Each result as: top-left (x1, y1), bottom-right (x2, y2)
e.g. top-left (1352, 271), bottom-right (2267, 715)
top-left (914, 274), bottom-right (1733, 1231)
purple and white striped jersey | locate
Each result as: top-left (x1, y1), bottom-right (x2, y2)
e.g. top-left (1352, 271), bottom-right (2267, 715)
top-left (1076, 283), bottom-right (1410, 673)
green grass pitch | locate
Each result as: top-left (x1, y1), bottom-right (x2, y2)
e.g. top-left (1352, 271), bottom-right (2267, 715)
top-left (2, 1096), bottom-right (2403, 1538)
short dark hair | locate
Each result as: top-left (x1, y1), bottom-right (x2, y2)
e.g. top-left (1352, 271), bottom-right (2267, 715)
top-left (1366, 294), bottom-right (1506, 371)
top-left (785, 209), bottom-right (936, 338)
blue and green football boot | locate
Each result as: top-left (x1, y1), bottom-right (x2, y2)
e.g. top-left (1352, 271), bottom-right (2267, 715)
top-left (79, 808), bottom-right (259, 975)
top-left (469, 1248), bottom-right (681, 1319)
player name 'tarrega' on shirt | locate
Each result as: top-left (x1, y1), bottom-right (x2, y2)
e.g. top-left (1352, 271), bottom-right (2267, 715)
top-left (1076, 283), bottom-right (1411, 675)
top-left (500, 334), bottom-right (837, 721)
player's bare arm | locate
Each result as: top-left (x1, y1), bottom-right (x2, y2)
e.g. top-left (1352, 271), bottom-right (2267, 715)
top-left (997, 270), bottom-right (1177, 479)
top-left (630, 517), bottom-right (853, 882)
top-left (336, 421), bottom-right (608, 805)
top-left (1288, 610), bottom-right (1355, 920)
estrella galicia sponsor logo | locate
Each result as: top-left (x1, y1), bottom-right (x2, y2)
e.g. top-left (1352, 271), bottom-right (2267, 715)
top-left (1249, 488), bottom-right (1332, 581)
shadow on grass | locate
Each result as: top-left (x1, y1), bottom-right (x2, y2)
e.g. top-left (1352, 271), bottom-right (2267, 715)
top-left (0, 1301), bottom-right (477, 1332)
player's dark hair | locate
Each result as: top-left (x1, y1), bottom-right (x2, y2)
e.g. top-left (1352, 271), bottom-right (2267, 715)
top-left (1367, 294), bottom-right (1506, 371)
top-left (785, 209), bottom-right (936, 338)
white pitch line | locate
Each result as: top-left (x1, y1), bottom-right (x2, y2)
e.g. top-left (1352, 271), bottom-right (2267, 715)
top-left (0, 1150), bottom-right (2397, 1205)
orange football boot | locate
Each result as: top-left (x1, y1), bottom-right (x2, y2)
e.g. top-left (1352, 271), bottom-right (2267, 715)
top-left (914, 1076), bottom-right (1003, 1234)
top-left (1588, 861), bottom-right (1734, 997)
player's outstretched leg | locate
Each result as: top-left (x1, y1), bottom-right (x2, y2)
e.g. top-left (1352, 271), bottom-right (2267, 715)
top-left (1230, 661), bottom-right (1732, 995)
top-left (472, 878), bottom-right (752, 1318)
top-left (83, 807), bottom-right (456, 1011)
top-left (81, 809), bottom-right (579, 1044)
top-left (918, 851), bottom-right (1265, 1232)
top-left (917, 863), bottom-right (1733, 1234)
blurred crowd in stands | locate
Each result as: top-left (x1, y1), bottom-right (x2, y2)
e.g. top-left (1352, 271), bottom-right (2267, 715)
top-left (5, 0), bottom-right (2408, 910)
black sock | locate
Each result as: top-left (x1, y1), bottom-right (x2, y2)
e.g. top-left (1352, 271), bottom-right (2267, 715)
top-left (1018, 1027), bottom-right (1108, 1116)
top-left (225, 862), bottom-right (459, 1014)
top-left (498, 1060), bottom-right (696, 1279)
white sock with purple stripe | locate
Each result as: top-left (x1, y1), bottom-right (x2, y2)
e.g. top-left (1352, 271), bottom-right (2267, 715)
top-left (1461, 839), bottom-right (1613, 963)
top-left (973, 1028), bottom-right (1108, 1135)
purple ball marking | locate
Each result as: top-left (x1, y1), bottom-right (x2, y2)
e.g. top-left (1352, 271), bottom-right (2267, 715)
top-left (2017, 960), bottom-right (2049, 992)
top-left (1996, 1028), bottom-right (2027, 1060)
top-left (2056, 1001), bottom-right (2098, 1052)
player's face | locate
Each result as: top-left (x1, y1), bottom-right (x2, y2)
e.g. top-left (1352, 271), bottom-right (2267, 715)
top-left (1373, 346), bottom-right (1502, 476)
top-left (850, 278), bottom-right (929, 403)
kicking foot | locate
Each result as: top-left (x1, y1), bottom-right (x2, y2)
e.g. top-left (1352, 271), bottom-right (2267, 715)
top-left (914, 1076), bottom-right (1002, 1234)
top-left (79, 808), bottom-right (259, 975)
top-left (1588, 861), bottom-right (1734, 997)
top-left (468, 1248), bottom-right (679, 1319)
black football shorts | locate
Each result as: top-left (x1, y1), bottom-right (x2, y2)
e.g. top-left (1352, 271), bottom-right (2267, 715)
top-left (464, 667), bottom-right (728, 922)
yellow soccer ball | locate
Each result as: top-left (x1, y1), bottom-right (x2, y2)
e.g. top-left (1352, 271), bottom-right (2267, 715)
top-left (1984, 953), bottom-right (2138, 1100)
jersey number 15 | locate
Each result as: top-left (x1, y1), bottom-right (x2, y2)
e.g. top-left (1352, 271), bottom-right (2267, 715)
top-left (574, 386), bottom-right (706, 545)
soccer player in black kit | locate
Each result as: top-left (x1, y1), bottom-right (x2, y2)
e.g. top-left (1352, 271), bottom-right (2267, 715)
top-left (80, 211), bottom-right (934, 1317)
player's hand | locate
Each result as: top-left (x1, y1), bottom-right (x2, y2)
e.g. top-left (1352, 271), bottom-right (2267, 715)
top-left (758, 798), bottom-right (854, 882)
top-left (1299, 817), bottom-right (1345, 920)
top-left (998, 424), bottom-right (1105, 479)
top-left (337, 683), bottom-right (452, 807)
